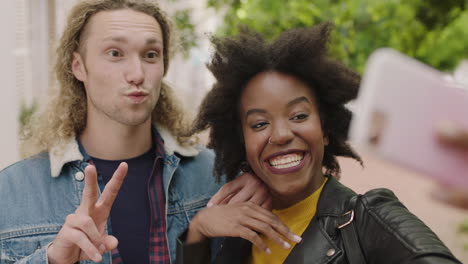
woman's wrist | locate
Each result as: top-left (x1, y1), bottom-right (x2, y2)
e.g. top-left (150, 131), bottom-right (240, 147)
top-left (186, 215), bottom-right (208, 244)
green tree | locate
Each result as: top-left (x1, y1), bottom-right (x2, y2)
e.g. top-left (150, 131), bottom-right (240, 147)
top-left (173, 8), bottom-right (197, 57)
top-left (207, 0), bottom-right (468, 72)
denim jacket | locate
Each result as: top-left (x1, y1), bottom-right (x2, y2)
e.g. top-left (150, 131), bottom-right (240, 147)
top-left (0, 125), bottom-right (223, 264)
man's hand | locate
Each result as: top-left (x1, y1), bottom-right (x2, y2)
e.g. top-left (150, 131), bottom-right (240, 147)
top-left (436, 122), bottom-right (468, 150)
top-left (187, 202), bottom-right (301, 254)
top-left (48, 163), bottom-right (128, 264)
top-left (432, 186), bottom-right (468, 210)
top-left (432, 123), bottom-right (468, 210)
top-left (208, 172), bottom-right (272, 209)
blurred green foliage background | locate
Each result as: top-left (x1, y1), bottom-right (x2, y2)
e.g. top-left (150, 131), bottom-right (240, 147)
top-left (208, 0), bottom-right (468, 72)
top-left (179, 0), bottom-right (468, 72)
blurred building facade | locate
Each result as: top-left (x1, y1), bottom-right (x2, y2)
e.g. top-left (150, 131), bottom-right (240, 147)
top-left (1, 1), bottom-right (17, 170)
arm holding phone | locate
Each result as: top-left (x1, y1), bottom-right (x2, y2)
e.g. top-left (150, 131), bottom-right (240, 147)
top-left (350, 48), bottom-right (468, 189)
top-left (432, 124), bottom-right (468, 209)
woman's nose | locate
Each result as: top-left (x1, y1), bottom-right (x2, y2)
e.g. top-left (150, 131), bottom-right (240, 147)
top-left (269, 123), bottom-right (294, 145)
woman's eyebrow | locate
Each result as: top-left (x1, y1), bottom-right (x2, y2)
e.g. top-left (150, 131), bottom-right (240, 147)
top-left (245, 108), bottom-right (266, 118)
top-left (244, 97), bottom-right (310, 118)
top-left (287, 96), bottom-right (310, 107)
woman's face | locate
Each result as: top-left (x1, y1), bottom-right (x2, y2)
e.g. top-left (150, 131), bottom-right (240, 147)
top-left (240, 71), bottom-right (327, 209)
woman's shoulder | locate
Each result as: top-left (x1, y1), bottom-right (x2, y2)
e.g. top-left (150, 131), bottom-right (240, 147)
top-left (355, 188), bottom-right (459, 262)
top-left (359, 188), bottom-right (403, 208)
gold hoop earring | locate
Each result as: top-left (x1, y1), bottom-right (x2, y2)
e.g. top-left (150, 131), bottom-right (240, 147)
top-left (240, 161), bottom-right (251, 172)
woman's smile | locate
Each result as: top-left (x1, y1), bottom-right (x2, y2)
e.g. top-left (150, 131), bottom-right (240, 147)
top-left (264, 151), bottom-right (307, 174)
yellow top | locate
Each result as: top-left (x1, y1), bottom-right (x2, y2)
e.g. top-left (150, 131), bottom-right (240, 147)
top-left (248, 178), bottom-right (327, 264)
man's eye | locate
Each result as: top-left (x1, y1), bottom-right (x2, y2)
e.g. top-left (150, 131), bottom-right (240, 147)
top-left (107, 50), bottom-right (121, 57)
top-left (251, 122), bottom-right (268, 129)
top-left (145, 51), bottom-right (159, 59)
top-left (291, 114), bottom-right (308, 121)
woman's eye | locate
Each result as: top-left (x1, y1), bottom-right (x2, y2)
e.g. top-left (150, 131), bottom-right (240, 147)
top-left (291, 114), bottom-right (308, 121)
top-left (107, 50), bottom-right (122, 57)
top-left (251, 122), bottom-right (268, 129)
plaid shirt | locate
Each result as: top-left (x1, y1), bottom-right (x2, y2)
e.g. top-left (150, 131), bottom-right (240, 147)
top-left (94, 131), bottom-right (170, 264)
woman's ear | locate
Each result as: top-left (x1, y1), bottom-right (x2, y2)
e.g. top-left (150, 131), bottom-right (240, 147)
top-left (71, 52), bottom-right (86, 82)
top-left (324, 135), bottom-right (329, 146)
top-left (238, 125), bottom-right (245, 143)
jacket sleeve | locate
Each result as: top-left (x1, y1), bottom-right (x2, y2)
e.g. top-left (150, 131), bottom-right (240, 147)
top-left (411, 255), bottom-right (464, 264)
top-left (355, 188), bottom-right (461, 264)
top-left (9, 248), bottom-right (48, 264)
top-left (176, 230), bottom-right (211, 264)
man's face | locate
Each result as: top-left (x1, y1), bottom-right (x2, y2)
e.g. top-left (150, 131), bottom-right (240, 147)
top-left (72, 9), bottom-right (164, 127)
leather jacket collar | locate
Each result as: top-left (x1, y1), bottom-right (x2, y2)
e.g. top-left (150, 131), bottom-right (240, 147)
top-left (283, 176), bottom-right (355, 264)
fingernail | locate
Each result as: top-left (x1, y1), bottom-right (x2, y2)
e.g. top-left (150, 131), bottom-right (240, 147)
top-left (265, 248), bottom-right (272, 254)
top-left (292, 234), bottom-right (302, 243)
top-left (283, 241), bottom-right (291, 249)
top-left (437, 122), bottom-right (459, 139)
top-left (99, 244), bottom-right (106, 253)
top-left (207, 202), bottom-right (213, 208)
top-left (94, 253), bottom-right (102, 262)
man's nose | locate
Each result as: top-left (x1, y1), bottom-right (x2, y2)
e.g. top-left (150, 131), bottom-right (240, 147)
top-left (125, 57), bottom-right (145, 86)
top-left (269, 122), bottom-right (294, 145)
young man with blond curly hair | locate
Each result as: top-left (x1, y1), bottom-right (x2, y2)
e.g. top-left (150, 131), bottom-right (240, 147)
top-left (0, 1), bottom-right (268, 263)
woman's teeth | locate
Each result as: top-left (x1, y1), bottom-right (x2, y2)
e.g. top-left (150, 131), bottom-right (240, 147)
top-left (269, 153), bottom-right (304, 169)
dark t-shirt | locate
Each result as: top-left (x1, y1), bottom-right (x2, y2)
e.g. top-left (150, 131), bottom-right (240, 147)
top-left (91, 146), bottom-right (155, 264)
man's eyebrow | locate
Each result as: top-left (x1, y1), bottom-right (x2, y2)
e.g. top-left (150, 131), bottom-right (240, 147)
top-left (101, 36), bottom-right (162, 45)
top-left (287, 96), bottom-right (311, 107)
top-left (102, 36), bottom-right (127, 43)
top-left (245, 108), bottom-right (267, 118)
top-left (146, 38), bottom-right (162, 45)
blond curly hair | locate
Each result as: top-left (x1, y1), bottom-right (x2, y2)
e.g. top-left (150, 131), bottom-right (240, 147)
top-left (21, 0), bottom-right (194, 157)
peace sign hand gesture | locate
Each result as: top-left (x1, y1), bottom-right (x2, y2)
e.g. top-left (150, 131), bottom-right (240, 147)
top-left (47, 162), bottom-right (128, 264)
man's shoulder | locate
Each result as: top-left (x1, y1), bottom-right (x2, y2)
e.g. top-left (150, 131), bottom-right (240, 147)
top-left (0, 152), bottom-right (50, 178)
top-left (0, 153), bottom-right (54, 196)
top-left (0, 152), bottom-right (53, 210)
top-left (174, 146), bottom-right (223, 188)
top-left (180, 145), bottom-right (215, 165)
top-left (193, 146), bottom-right (215, 160)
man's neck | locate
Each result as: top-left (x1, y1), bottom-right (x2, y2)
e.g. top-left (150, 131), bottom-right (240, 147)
top-left (80, 118), bottom-right (153, 161)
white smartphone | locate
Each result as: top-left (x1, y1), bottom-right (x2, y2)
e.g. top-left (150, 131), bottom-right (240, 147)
top-left (349, 48), bottom-right (468, 187)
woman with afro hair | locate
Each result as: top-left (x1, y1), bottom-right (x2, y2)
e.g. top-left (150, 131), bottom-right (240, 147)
top-left (176, 23), bottom-right (460, 264)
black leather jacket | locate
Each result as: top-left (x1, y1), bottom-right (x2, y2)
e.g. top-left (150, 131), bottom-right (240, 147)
top-left (176, 176), bottom-right (461, 264)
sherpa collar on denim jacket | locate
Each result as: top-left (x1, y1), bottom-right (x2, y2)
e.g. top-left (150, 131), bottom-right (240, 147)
top-left (48, 123), bottom-right (200, 177)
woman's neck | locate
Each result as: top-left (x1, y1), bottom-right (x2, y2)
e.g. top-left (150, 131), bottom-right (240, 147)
top-left (272, 173), bottom-right (326, 210)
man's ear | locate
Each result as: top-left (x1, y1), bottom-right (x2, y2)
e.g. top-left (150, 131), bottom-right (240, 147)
top-left (324, 135), bottom-right (329, 146)
top-left (71, 52), bottom-right (86, 82)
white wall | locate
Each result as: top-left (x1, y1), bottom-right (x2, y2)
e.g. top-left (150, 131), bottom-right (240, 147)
top-left (161, 0), bottom-right (220, 116)
top-left (0, 1), bottom-right (19, 170)
top-left (29, 0), bottom-right (50, 103)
